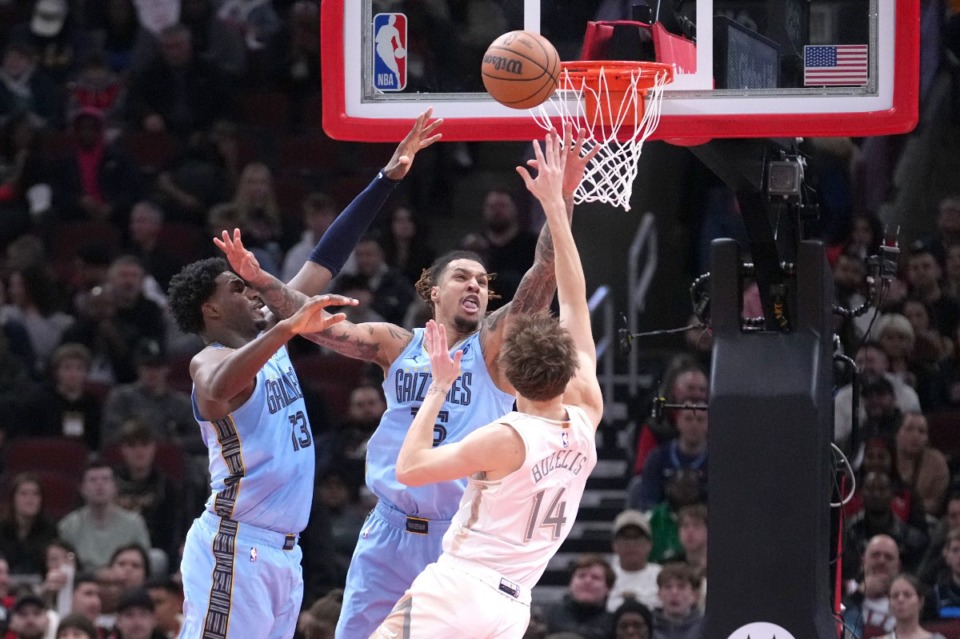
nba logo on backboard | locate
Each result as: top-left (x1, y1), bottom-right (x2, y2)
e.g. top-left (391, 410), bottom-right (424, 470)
top-left (373, 13), bottom-right (407, 91)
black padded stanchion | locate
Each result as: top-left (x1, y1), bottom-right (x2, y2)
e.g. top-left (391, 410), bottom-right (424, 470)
top-left (701, 238), bottom-right (837, 639)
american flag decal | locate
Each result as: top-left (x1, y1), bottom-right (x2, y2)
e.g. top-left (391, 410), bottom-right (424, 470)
top-left (803, 45), bottom-right (868, 86)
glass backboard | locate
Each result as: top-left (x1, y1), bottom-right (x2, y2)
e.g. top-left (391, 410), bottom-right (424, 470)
top-left (321, 0), bottom-right (918, 144)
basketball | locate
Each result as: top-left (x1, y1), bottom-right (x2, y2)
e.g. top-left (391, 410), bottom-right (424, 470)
top-left (481, 31), bottom-right (560, 110)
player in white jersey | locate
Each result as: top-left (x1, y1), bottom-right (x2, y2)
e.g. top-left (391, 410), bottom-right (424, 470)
top-left (215, 124), bottom-right (598, 638)
top-left (371, 125), bottom-right (604, 639)
top-left (167, 257), bottom-right (356, 639)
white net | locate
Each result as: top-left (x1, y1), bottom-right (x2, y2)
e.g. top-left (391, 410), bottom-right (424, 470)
top-left (531, 63), bottom-right (672, 211)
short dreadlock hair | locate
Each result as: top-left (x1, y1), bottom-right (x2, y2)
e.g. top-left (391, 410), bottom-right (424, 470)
top-left (167, 258), bottom-right (230, 335)
top-left (414, 250), bottom-right (496, 316)
top-left (499, 310), bottom-right (578, 401)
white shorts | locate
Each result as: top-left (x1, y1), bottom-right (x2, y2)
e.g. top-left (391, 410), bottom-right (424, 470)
top-left (179, 511), bottom-right (303, 639)
top-left (371, 554), bottom-right (530, 639)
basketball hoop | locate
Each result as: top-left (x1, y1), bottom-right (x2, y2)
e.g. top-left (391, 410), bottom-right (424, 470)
top-left (532, 61), bottom-right (674, 211)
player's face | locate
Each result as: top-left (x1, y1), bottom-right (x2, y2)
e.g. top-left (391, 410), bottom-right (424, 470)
top-left (432, 259), bottom-right (489, 334)
top-left (211, 272), bottom-right (268, 335)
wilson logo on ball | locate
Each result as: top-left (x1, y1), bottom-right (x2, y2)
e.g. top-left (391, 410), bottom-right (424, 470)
top-left (483, 55), bottom-right (523, 75)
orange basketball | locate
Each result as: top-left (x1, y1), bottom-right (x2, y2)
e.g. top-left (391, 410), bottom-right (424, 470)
top-left (481, 31), bottom-right (560, 110)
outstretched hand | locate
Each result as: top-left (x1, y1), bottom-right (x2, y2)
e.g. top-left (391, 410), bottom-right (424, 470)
top-left (425, 319), bottom-right (462, 392)
top-left (285, 294), bottom-right (358, 335)
top-left (214, 229), bottom-right (263, 284)
top-left (382, 108), bottom-right (444, 181)
top-left (526, 122), bottom-right (599, 198)
top-left (516, 129), bottom-right (567, 207)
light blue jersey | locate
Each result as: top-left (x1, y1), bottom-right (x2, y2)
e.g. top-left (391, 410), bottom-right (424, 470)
top-left (181, 341), bottom-right (312, 639)
top-left (370, 327), bottom-right (515, 519)
top-left (193, 342), bottom-right (314, 534)
top-left (338, 327), bottom-right (516, 638)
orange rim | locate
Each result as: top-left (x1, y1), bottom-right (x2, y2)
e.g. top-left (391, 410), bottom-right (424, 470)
top-left (558, 60), bottom-right (675, 91)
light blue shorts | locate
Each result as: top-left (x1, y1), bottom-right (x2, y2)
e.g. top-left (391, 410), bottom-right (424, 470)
top-left (335, 501), bottom-right (451, 639)
top-left (179, 510), bottom-right (303, 639)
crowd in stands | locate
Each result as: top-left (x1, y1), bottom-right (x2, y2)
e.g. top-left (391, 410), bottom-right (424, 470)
top-left (0, 0), bottom-right (958, 638)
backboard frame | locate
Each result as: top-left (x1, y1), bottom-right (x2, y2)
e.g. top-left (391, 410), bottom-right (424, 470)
top-left (320, 0), bottom-right (919, 144)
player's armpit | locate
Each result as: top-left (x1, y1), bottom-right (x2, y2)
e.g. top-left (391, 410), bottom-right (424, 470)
top-left (562, 351), bottom-right (604, 430)
top-left (190, 347), bottom-right (255, 421)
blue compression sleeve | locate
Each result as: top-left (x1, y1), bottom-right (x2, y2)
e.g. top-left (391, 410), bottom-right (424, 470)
top-left (308, 171), bottom-right (399, 276)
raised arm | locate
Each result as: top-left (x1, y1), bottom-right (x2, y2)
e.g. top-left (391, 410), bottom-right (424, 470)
top-left (289, 109), bottom-right (442, 294)
top-left (220, 109), bottom-right (442, 310)
top-left (517, 126), bottom-right (603, 426)
top-left (482, 125), bottom-right (597, 344)
top-left (215, 231), bottom-right (413, 370)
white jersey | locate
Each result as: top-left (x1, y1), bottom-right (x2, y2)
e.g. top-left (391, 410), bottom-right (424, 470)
top-left (441, 405), bottom-right (597, 590)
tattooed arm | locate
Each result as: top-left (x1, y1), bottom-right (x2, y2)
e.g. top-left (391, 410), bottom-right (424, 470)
top-left (480, 125), bottom-right (597, 387)
top-left (299, 320), bottom-right (412, 371)
top-left (215, 229), bottom-right (412, 370)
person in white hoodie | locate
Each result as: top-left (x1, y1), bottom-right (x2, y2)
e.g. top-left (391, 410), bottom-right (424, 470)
top-left (607, 509), bottom-right (661, 612)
